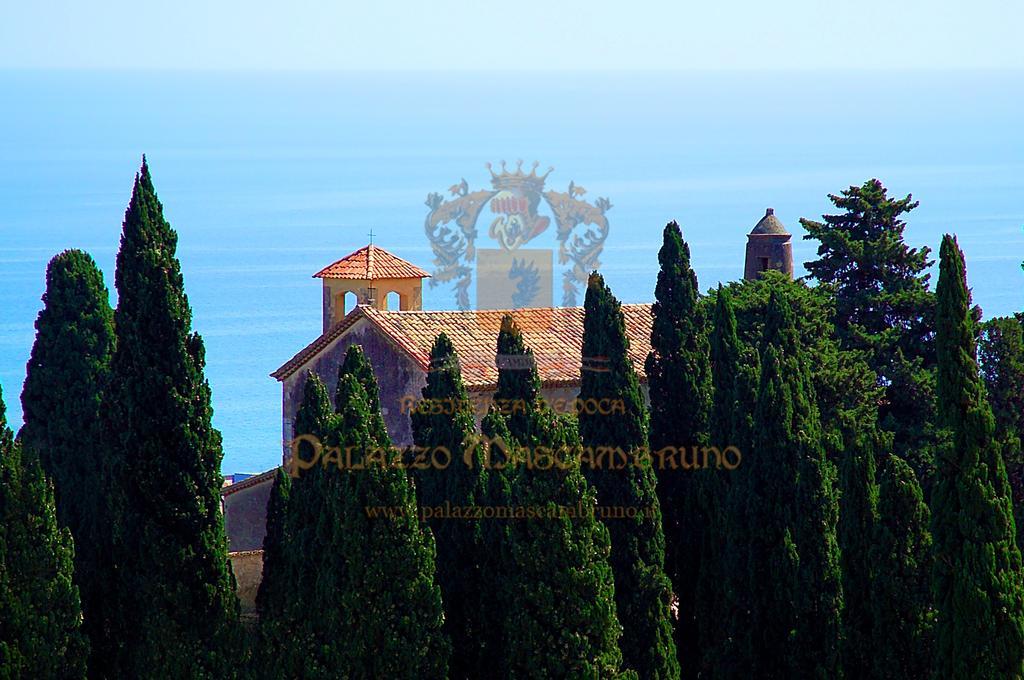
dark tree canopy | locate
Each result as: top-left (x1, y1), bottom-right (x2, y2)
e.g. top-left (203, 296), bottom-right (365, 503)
top-left (411, 333), bottom-right (490, 678)
top-left (644, 222), bottom-right (711, 679)
top-left (104, 158), bottom-right (239, 678)
top-left (19, 249), bottom-right (115, 676)
top-left (334, 370), bottom-right (449, 679)
top-left (744, 291), bottom-right (842, 679)
top-left (801, 178), bottom-right (935, 370)
top-left (979, 315), bottom-right (1024, 535)
top-left (932, 234), bottom-right (1024, 679)
top-left (871, 455), bottom-right (934, 680)
top-left (0, 385), bottom-right (89, 679)
top-left (579, 272), bottom-right (678, 680)
top-left (494, 316), bottom-right (630, 679)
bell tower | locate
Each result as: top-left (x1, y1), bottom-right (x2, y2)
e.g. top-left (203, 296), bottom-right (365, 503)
top-left (744, 208), bottom-right (794, 281)
top-left (313, 244), bottom-right (430, 332)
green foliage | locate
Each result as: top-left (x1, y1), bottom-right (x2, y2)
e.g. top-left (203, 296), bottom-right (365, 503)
top-left (979, 315), bottom-right (1024, 540)
top-left (644, 222), bottom-right (711, 679)
top-left (800, 178), bottom-right (935, 370)
top-left (104, 158), bottom-right (239, 678)
top-left (579, 273), bottom-right (678, 680)
top-left (0, 386), bottom-right (89, 679)
top-left (870, 455), bottom-right (934, 680)
top-left (878, 349), bottom-right (940, 496)
top-left (254, 467), bottom-right (291, 675)
top-left (801, 179), bottom-right (938, 491)
top-left (712, 307), bottom-right (760, 679)
top-left (256, 468), bottom-right (291, 618)
top-left (333, 372), bottom-right (449, 679)
top-left (263, 373), bottom-right (333, 677)
top-left (19, 249), bottom-right (115, 675)
top-left (837, 430), bottom-right (879, 679)
top-left (931, 234), bottom-right (1024, 679)
top-left (495, 316), bottom-right (631, 679)
top-left (473, 409), bottom-right (515, 672)
top-left (410, 333), bottom-right (490, 678)
top-left (743, 291), bottom-right (842, 679)
top-left (269, 355), bottom-right (449, 679)
top-left (337, 344), bottom-right (389, 446)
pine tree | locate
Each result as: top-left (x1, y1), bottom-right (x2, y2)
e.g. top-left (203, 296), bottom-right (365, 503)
top-left (644, 222), bottom-right (711, 679)
top-left (744, 291), bottom-right (842, 679)
top-left (932, 234), bottom-right (1024, 679)
top-left (871, 455), bottom-right (933, 680)
top-left (0, 385), bottom-right (89, 679)
top-left (579, 273), bottom-right (678, 679)
top-left (837, 430), bottom-right (879, 679)
top-left (800, 178), bottom-right (934, 371)
top-left (495, 315), bottom-right (629, 679)
top-left (19, 249), bottom-right (115, 675)
top-left (411, 334), bottom-right (489, 678)
top-left (802, 179), bottom-right (939, 492)
top-left (104, 158), bottom-right (239, 678)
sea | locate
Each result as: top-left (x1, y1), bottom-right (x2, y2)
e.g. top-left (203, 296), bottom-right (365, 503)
top-left (1, 70), bottom-right (1022, 475)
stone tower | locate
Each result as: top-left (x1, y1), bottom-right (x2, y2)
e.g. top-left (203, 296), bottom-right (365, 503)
top-left (743, 208), bottom-right (794, 280)
top-left (313, 244), bottom-right (430, 332)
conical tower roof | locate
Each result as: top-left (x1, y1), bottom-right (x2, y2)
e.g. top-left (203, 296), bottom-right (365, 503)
top-left (750, 208), bottom-right (789, 235)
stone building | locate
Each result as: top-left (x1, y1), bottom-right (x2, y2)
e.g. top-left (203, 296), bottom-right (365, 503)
top-left (221, 243), bottom-right (655, 609)
top-left (743, 208), bottom-right (794, 280)
top-left (222, 214), bottom-right (793, 610)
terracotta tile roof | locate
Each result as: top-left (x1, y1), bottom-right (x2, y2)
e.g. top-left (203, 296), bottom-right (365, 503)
top-left (313, 244), bottom-right (431, 280)
top-left (271, 304), bottom-right (654, 390)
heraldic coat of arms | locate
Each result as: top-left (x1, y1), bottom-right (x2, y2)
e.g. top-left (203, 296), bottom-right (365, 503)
top-left (424, 161), bottom-right (611, 310)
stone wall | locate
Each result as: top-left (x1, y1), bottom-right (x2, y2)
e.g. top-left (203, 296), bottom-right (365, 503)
top-left (228, 550), bottom-right (264, 621)
top-left (223, 473), bottom-right (274, 552)
top-left (280, 318), bottom-right (427, 461)
top-left (743, 233), bottom-right (794, 280)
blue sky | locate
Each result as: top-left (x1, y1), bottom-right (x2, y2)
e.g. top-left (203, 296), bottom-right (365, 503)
top-left (3, 0), bottom-right (1022, 71)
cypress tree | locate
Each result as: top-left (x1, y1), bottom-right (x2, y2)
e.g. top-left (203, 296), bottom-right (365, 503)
top-left (280, 357), bottom-right (450, 678)
top-left (332, 370), bottom-right (449, 679)
top-left (704, 285), bottom-right (744, 677)
top-left (253, 467), bottom-right (291, 676)
top-left (255, 468), bottom-right (291, 619)
top-left (837, 430), bottom-right (879, 679)
top-left (473, 408), bottom-right (515, 670)
top-left (871, 455), bottom-right (934, 680)
top-left (410, 334), bottom-right (488, 679)
top-left (337, 344), bottom-right (389, 446)
top-left (979, 316), bottom-right (1024, 540)
top-left (579, 273), bottom-right (678, 679)
top-left (104, 158), bottom-right (239, 678)
top-left (276, 372), bottom-right (337, 677)
top-left (932, 234), bottom-right (1024, 679)
top-left (0, 385), bottom-right (89, 679)
top-left (19, 249), bottom-right (115, 675)
top-left (744, 291), bottom-right (842, 679)
top-left (495, 316), bottom-right (629, 678)
top-left (644, 222), bottom-right (711, 679)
